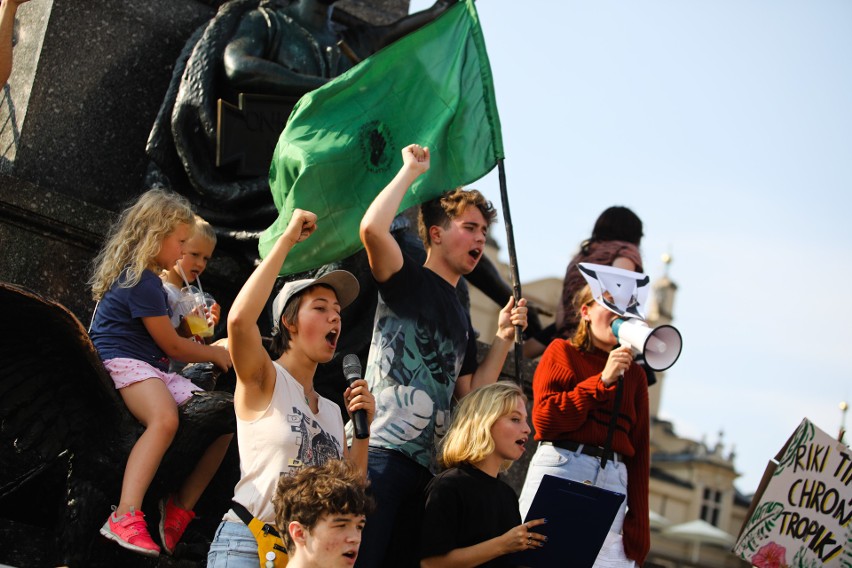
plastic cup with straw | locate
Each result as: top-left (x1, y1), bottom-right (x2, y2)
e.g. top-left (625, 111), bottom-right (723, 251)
top-left (176, 265), bottom-right (214, 338)
top-left (195, 274), bottom-right (216, 338)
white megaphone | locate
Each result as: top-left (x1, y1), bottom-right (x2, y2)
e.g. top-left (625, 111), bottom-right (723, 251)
top-left (611, 318), bottom-right (682, 371)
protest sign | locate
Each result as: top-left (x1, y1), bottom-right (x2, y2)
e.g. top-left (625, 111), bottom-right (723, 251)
top-left (734, 418), bottom-right (851, 568)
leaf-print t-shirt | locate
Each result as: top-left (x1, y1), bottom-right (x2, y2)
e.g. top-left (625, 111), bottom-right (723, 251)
top-left (360, 253), bottom-right (477, 471)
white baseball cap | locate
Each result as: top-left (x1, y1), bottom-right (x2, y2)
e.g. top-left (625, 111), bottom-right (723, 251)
top-left (271, 270), bottom-right (359, 333)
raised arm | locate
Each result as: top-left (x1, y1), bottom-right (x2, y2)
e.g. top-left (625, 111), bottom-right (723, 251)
top-left (359, 144), bottom-right (429, 282)
top-left (227, 210), bottom-right (317, 413)
top-left (454, 297), bottom-right (528, 398)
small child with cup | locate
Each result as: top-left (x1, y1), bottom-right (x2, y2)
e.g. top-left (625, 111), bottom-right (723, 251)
top-left (161, 216), bottom-right (224, 370)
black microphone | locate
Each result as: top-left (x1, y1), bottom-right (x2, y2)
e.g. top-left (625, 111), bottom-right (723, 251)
top-left (343, 354), bottom-right (369, 439)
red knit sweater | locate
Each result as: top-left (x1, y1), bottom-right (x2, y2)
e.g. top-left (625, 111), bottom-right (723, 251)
top-left (532, 340), bottom-right (650, 565)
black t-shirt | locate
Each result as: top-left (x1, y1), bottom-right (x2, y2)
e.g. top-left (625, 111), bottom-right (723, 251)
top-left (365, 254), bottom-right (478, 470)
top-left (420, 463), bottom-right (521, 567)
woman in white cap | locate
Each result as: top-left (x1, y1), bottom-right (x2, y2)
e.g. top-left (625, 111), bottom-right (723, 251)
top-left (208, 209), bottom-right (375, 567)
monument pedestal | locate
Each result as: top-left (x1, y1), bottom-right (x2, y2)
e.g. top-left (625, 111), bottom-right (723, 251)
top-left (0, 0), bottom-right (218, 322)
top-left (0, 2), bottom-right (415, 566)
top-left (0, 0), bottom-right (412, 323)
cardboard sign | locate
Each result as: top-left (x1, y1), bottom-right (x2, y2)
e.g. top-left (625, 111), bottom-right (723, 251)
top-left (734, 418), bottom-right (852, 568)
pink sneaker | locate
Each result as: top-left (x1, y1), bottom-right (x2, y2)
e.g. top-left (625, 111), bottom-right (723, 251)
top-left (100, 507), bottom-right (160, 557)
top-left (159, 495), bottom-right (196, 554)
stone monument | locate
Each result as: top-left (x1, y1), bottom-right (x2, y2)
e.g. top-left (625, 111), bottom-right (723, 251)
top-left (0, 2), bottom-right (427, 566)
top-left (0, 1), bottom-right (535, 564)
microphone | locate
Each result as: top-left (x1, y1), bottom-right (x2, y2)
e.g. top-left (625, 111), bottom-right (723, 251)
top-left (342, 354), bottom-right (369, 439)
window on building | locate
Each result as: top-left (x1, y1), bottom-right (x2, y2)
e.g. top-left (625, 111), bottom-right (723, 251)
top-left (700, 487), bottom-right (722, 526)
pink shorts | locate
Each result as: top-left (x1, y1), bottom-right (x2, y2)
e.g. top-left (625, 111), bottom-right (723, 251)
top-left (103, 358), bottom-right (197, 405)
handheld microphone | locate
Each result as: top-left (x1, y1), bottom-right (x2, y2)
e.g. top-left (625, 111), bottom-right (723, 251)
top-left (342, 354), bottom-right (370, 439)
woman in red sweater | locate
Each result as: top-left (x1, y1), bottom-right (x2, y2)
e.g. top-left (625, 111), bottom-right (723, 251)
top-left (518, 284), bottom-right (650, 567)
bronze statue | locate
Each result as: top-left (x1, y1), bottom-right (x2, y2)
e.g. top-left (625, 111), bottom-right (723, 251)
top-left (1, 3), bottom-right (540, 565)
top-left (223, 0), bottom-right (453, 97)
top-left (146, 0), bottom-right (541, 409)
top-left (146, 0), bottom-right (452, 234)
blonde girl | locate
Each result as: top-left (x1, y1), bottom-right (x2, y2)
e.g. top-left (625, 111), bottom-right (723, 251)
top-left (420, 382), bottom-right (546, 568)
top-left (89, 188), bottom-right (232, 558)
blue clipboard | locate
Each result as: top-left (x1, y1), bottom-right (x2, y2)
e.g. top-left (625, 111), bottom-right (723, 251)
top-left (513, 474), bottom-right (625, 568)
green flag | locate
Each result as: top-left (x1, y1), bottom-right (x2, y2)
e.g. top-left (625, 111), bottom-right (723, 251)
top-left (258, 0), bottom-right (504, 275)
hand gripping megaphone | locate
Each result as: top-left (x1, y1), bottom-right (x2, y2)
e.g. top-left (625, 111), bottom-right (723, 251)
top-left (611, 318), bottom-right (682, 371)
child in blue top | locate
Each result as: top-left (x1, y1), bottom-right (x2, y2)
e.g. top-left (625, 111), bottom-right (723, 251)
top-left (89, 188), bottom-right (232, 558)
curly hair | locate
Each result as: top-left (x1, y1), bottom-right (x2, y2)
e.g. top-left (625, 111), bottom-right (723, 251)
top-left (440, 382), bottom-right (526, 472)
top-left (273, 459), bottom-right (374, 554)
top-left (89, 189), bottom-right (194, 300)
top-left (418, 187), bottom-right (497, 247)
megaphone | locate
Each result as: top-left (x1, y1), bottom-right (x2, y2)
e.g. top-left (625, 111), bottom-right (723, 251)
top-left (611, 318), bottom-right (682, 371)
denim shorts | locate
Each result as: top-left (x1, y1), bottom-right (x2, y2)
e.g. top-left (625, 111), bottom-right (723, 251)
top-left (207, 520), bottom-right (260, 568)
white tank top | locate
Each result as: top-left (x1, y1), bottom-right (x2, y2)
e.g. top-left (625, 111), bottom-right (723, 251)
top-left (224, 361), bottom-right (344, 523)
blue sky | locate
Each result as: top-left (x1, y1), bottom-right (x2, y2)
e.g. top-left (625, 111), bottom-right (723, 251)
top-left (411, 0), bottom-right (852, 494)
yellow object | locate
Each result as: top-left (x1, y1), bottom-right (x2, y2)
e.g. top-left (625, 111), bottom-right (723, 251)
top-left (197, 320), bottom-right (215, 338)
top-left (246, 516), bottom-right (288, 568)
top-left (184, 314), bottom-right (209, 336)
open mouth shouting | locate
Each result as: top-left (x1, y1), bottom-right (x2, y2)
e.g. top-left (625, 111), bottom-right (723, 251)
top-left (468, 248), bottom-right (482, 261)
top-left (515, 436), bottom-right (528, 453)
top-left (325, 328), bottom-right (340, 349)
top-left (342, 549), bottom-right (358, 564)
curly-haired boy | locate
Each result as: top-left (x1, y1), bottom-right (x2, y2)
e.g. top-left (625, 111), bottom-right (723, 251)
top-left (273, 459), bottom-right (374, 568)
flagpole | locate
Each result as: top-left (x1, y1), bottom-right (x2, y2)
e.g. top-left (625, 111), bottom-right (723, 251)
top-left (497, 159), bottom-right (524, 385)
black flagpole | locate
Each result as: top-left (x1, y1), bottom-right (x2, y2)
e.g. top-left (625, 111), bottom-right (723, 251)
top-left (497, 158), bottom-right (523, 385)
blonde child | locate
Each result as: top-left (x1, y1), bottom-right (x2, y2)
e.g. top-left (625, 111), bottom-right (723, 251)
top-left (161, 215), bottom-right (221, 333)
top-left (420, 382), bottom-right (546, 568)
top-left (161, 215), bottom-right (224, 371)
top-left (89, 189), bottom-right (232, 557)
